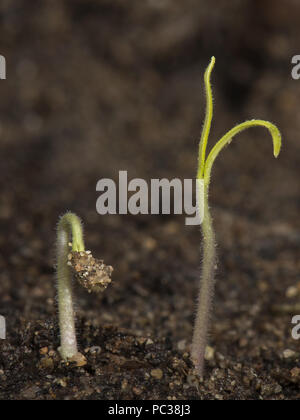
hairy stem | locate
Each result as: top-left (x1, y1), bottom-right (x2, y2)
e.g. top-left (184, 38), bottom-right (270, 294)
top-left (191, 185), bottom-right (215, 376)
top-left (56, 212), bottom-right (85, 360)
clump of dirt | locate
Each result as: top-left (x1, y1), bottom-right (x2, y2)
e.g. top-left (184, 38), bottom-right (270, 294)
top-left (69, 250), bottom-right (113, 294)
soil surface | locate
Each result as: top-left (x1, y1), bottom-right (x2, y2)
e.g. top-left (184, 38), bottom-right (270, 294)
top-left (0, 1), bottom-right (299, 400)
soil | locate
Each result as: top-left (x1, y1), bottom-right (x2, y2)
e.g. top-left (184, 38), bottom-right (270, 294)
top-left (0, 0), bottom-right (299, 400)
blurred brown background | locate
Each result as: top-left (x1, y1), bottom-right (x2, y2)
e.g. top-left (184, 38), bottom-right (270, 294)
top-left (0, 0), bottom-right (299, 218)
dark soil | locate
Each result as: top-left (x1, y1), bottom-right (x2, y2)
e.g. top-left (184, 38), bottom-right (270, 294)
top-left (0, 0), bottom-right (299, 400)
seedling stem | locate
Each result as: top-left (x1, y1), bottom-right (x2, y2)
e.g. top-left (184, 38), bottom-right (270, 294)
top-left (57, 212), bottom-right (84, 360)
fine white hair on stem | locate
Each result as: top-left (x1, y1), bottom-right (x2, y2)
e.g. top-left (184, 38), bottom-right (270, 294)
top-left (56, 212), bottom-right (113, 361)
top-left (191, 190), bottom-right (216, 375)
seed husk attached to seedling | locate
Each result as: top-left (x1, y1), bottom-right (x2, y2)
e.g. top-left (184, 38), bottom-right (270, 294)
top-left (68, 250), bottom-right (113, 293)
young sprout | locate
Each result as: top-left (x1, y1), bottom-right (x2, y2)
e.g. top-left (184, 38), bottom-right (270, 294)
top-left (192, 57), bottom-right (282, 376)
top-left (56, 212), bottom-right (113, 362)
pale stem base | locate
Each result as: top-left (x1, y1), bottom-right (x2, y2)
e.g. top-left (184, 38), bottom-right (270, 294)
top-left (191, 188), bottom-right (216, 376)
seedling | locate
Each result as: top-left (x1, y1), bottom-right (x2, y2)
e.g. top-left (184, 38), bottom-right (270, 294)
top-left (56, 212), bottom-right (113, 362)
top-left (191, 57), bottom-right (282, 376)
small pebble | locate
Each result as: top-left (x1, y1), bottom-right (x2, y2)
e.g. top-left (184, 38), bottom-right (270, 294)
top-left (204, 345), bottom-right (215, 360)
top-left (40, 357), bottom-right (54, 370)
top-left (121, 379), bottom-right (128, 390)
top-left (69, 352), bottom-right (87, 367)
top-left (283, 349), bottom-right (297, 359)
top-left (177, 340), bottom-right (186, 351)
top-left (290, 367), bottom-right (300, 378)
top-left (21, 385), bottom-right (40, 399)
top-left (132, 387), bottom-right (142, 395)
top-left (55, 378), bottom-right (67, 388)
top-left (151, 368), bottom-right (163, 380)
top-left (286, 286), bottom-right (298, 298)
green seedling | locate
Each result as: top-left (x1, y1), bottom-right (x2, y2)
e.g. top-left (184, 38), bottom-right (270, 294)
top-left (192, 57), bottom-right (282, 376)
top-left (56, 212), bottom-right (113, 363)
